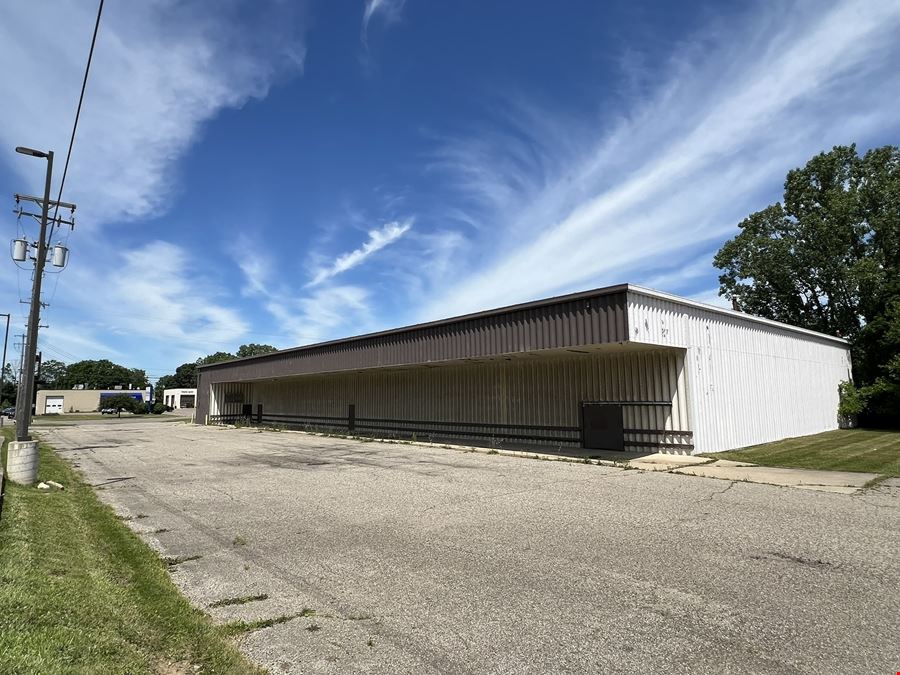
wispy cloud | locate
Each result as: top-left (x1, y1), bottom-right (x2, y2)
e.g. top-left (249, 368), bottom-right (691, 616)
top-left (0, 1), bottom-right (307, 227)
top-left (0, 2), bottom-right (306, 376)
top-left (280, 285), bottom-right (373, 343)
top-left (232, 240), bottom-right (377, 346)
top-left (362, 0), bottom-right (407, 46)
top-left (34, 239), bottom-right (251, 370)
top-left (419, 0), bottom-right (900, 320)
top-left (310, 219), bottom-right (412, 286)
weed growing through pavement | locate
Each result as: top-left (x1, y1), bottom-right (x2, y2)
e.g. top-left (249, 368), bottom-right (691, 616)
top-left (164, 555), bottom-right (202, 567)
top-left (232, 536), bottom-right (247, 547)
top-left (222, 613), bottom-right (303, 636)
top-left (209, 594), bottom-right (269, 608)
top-left (862, 474), bottom-right (891, 490)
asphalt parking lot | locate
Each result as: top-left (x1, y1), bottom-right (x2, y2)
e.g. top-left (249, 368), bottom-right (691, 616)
top-left (40, 420), bottom-right (900, 674)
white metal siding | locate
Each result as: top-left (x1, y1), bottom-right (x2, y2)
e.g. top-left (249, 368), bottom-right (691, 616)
top-left (235, 349), bottom-right (691, 452)
top-left (628, 293), bottom-right (852, 453)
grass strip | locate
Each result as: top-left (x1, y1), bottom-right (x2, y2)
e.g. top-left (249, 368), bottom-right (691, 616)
top-left (0, 428), bottom-right (261, 674)
top-left (707, 428), bottom-right (900, 475)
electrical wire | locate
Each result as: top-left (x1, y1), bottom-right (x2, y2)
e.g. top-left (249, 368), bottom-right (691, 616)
top-left (37, 339), bottom-right (80, 362)
top-left (47, 0), bottom-right (105, 244)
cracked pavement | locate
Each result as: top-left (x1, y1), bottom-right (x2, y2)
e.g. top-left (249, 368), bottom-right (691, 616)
top-left (39, 420), bottom-right (900, 674)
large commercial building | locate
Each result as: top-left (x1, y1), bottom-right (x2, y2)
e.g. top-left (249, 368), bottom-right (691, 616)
top-left (195, 285), bottom-right (851, 455)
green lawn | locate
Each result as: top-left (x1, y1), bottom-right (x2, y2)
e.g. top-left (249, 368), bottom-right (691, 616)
top-left (709, 428), bottom-right (900, 476)
top-left (0, 429), bottom-right (260, 674)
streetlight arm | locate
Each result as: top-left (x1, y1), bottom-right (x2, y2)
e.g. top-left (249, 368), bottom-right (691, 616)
top-left (15, 147), bottom-right (49, 158)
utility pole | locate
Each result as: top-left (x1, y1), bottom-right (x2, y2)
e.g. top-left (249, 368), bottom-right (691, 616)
top-left (14, 334), bottom-right (26, 385)
top-left (7, 147), bottom-right (75, 485)
top-left (14, 148), bottom-right (53, 441)
top-left (0, 312), bottom-right (9, 427)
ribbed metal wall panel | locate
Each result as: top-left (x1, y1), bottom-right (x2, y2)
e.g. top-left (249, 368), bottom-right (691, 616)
top-left (209, 381), bottom-right (253, 419)
top-left (211, 350), bottom-right (690, 452)
top-left (196, 289), bottom-right (628, 420)
top-left (627, 291), bottom-right (852, 453)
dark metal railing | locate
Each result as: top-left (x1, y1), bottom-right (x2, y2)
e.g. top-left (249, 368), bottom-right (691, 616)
top-left (209, 409), bottom-right (693, 451)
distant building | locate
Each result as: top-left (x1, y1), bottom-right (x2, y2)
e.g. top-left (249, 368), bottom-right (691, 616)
top-left (195, 284), bottom-right (852, 455)
top-left (36, 388), bottom-right (150, 414)
top-left (163, 388), bottom-right (196, 409)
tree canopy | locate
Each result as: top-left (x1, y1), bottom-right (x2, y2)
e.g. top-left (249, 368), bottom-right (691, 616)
top-left (58, 359), bottom-right (149, 391)
top-left (38, 359), bottom-right (68, 389)
top-left (1, 363), bottom-right (17, 407)
top-left (155, 344), bottom-right (278, 399)
top-left (715, 144), bottom-right (899, 425)
top-left (100, 393), bottom-right (145, 417)
top-left (236, 343), bottom-right (278, 358)
top-left (199, 352), bottom-right (236, 366)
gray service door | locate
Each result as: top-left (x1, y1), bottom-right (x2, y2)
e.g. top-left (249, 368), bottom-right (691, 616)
top-left (581, 403), bottom-right (624, 451)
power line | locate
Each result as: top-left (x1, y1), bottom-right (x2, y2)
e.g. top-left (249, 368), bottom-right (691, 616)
top-left (47, 0), bottom-right (105, 244)
top-left (37, 340), bottom-right (80, 363)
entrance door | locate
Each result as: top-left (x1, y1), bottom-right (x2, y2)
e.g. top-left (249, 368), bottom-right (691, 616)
top-left (581, 403), bottom-right (624, 451)
top-left (45, 396), bottom-right (64, 414)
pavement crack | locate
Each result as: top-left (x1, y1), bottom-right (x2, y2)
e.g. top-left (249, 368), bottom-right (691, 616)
top-left (702, 480), bottom-right (737, 502)
top-left (90, 476), bottom-right (136, 487)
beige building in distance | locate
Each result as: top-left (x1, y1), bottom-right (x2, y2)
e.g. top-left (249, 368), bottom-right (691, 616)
top-left (36, 389), bottom-right (150, 414)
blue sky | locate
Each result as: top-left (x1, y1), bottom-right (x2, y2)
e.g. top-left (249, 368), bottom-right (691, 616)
top-left (2, 0), bottom-right (899, 383)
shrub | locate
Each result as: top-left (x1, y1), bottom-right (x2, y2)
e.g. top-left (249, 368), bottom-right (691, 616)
top-left (837, 381), bottom-right (865, 418)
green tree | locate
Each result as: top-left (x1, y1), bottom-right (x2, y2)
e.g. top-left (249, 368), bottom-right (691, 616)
top-left (1, 362), bottom-right (17, 407)
top-left (198, 352), bottom-right (234, 365)
top-left (156, 346), bottom-right (275, 402)
top-left (100, 393), bottom-right (145, 417)
top-left (61, 360), bottom-right (149, 390)
top-left (154, 362), bottom-right (198, 400)
top-left (171, 362), bottom-right (198, 387)
top-left (38, 359), bottom-right (68, 388)
top-left (236, 343), bottom-right (278, 358)
top-left (715, 144), bottom-right (900, 425)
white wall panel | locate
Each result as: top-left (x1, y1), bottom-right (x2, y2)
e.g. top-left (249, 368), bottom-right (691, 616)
top-left (628, 291), bottom-right (852, 453)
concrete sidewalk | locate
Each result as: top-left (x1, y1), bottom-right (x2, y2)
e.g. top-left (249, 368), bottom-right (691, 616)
top-left (669, 459), bottom-right (879, 494)
top-left (392, 443), bottom-right (882, 495)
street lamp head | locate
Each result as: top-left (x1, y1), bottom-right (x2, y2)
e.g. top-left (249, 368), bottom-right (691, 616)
top-left (15, 146), bottom-right (48, 159)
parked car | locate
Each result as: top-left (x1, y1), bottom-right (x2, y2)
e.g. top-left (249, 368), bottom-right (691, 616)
top-left (100, 407), bottom-right (118, 415)
top-left (2, 407), bottom-right (15, 418)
